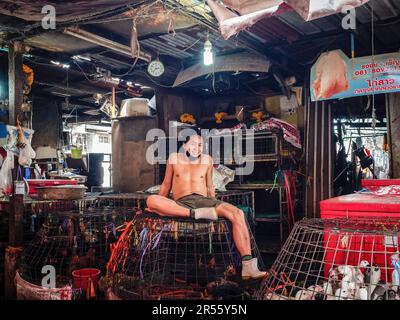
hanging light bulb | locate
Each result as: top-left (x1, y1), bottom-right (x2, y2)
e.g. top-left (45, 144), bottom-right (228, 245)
top-left (203, 37), bottom-right (214, 66)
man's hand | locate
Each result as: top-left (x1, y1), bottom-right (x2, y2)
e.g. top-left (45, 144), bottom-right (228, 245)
top-left (158, 153), bottom-right (176, 197)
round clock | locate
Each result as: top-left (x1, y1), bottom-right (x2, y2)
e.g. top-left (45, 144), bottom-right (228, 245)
top-left (147, 59), bottom-right (165, 77)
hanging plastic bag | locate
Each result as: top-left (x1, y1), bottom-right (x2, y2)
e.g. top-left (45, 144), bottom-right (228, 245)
top-left (213, 165), bottom-right (235, 191)
top-left (0, 151), bottom-right (14, 196)
top-left (18, 131), bottom-right (36, 167)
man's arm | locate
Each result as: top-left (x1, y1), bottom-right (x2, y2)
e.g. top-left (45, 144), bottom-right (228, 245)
top-left (206, 156), bottom-right (216, 198)
top-left (158, 154), bottom-right (175, 197)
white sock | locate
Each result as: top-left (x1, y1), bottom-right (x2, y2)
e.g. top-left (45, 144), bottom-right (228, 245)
top-left (194, 207), bottom-right (218, 221)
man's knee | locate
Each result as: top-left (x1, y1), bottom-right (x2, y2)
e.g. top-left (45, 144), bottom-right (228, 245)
top-left (218, 205), bottom-right (245, 224)
top-left (234, 208), bottom-right (246, 223)
top-left (146, 195), bottom-right (160, 211)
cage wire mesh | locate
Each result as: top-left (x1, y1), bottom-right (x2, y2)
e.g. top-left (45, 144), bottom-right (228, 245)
top-left (258, 218), bottom-right (400, 300)
top-left (106, 213), bottom-right (263, 300)
top-left (23, 198), bottom-right (99, 242)
top-left (96, 193), bottom-right (149, 210)
top-left (19, 208), bottom-right (136, 298)
top-left (95, 191), bottom-right (254, 221)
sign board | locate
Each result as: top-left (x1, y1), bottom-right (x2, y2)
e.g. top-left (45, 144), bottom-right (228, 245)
top-left (311, 50), bottom-right (400, 101)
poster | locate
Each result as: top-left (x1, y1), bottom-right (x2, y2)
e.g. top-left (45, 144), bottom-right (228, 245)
top-left (311, 50), bottom-right (400, 101)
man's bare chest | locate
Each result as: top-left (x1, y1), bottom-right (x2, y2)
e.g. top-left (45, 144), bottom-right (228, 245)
top-left (172, 163), bottom-right (208, 179)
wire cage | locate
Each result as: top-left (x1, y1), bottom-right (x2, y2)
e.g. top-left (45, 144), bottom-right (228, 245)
top-left (23, 198), bottom-right (99, 242)
top-left (208, 131), bottom-right (279, 165)
top-left (217, 191), bottom-right (255, 227)
top-left (96, 193), bottom-right (149, 210)
top-left (258, 218), bottom-right (400, 300)
top-left (106, 213), bottom-right (264, 300)
top-left (18, 208), bottom-right (135, 299)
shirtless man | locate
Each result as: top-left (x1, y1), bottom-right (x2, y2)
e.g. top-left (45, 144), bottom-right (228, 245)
top-left (146, 132), bottom-right (266, 280)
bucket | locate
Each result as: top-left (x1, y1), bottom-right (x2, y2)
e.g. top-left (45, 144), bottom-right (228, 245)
top-left (72, 268), bottom-right (100, 295)
top-left (71, 148), bottom-right (82, 159)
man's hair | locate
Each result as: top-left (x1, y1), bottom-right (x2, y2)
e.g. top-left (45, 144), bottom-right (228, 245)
top-left (180, 127), bottom-right (202, 144)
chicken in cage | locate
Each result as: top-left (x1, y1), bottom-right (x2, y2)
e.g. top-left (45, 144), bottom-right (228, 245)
top-left (106, 213), bottom-right (264, 300)
top-left (17, 208), bottom-right (135, 299)
top-left (258, 218), bottom-right (400, 300)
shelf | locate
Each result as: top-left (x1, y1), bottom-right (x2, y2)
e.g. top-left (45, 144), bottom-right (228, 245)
top-left (256, 217), bottom-right (282, 223)
top-left (259, 247), bottom-right (281, 254)
top-left (255, 212), bottom-right (282, 223)
top-left (219, 157), bottom-right (279, 165)
top-left (256, 236), bottom-right (283, 254)
top-left (227, 183), bottom-right (284, 190)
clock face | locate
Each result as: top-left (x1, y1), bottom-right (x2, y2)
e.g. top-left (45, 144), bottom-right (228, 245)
top-left (147, 60), bottom-right (165, 77)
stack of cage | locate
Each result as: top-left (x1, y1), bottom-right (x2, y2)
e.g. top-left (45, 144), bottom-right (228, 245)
top-left (96, 193), bottom-right (148, 211)
top-left (107, 213), bottom-right (264, 300)
top-left (18, 208), bottom-right (135, 300)
top-left (23, 198), bottom-right (98, 242)
top-left (258, 218), bottom-right (400, 300)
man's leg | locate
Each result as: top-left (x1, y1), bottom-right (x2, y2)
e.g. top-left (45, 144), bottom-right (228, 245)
top-left (216, 202), bottom-right (266, 280)
top-left (147, 195), bottom-right (218, 220)
top-left (215, 202), bottom-right (251, 256)
top-left (146, 195), bottom-right (190, 217)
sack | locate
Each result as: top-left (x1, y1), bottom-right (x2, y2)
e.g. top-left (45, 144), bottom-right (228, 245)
top-left (18, 133), bottom-right (36, 167)
top-left (0, 151), bottom-right (14, 196)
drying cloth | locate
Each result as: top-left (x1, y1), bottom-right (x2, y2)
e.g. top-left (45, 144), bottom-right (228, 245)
top-left (251, 117), bottom-right (302, 149)
top-left (374, 185), bottom-right (400, 196)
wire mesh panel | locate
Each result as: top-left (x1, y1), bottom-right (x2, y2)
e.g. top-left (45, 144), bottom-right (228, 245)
top-left (23, 198), bottom-right (99, 242)
top-left (217, 191), bottom-right (255, 225)
top-left (107, 213), bottom-right (263, 300)
top-left (19, 208), bottom-right (135, 291)
top-left (96, 193), bottom-right (149, 210)
top-left (258, 218), bottom-right (400, 300)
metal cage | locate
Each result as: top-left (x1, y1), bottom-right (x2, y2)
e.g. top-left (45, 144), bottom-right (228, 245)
top-left (258, 218), bottom-right (400, 300)
top-left (107, 213), bottom-right (264, 300)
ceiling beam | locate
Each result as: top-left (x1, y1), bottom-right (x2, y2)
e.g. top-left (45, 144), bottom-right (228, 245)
top-left (164, 0), bottom-right (304, 79)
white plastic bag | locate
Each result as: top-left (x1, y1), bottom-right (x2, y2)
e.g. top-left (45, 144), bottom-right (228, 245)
top-left (213, 165), bottom-right (235, 191)
top-left (0, 151), bottom-right (14, 196)
top-left (18, 133), bottom-right (36, 167)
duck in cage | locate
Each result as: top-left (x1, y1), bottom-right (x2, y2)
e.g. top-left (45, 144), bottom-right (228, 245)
top-left (258, 218), bottom-right (400, 300)
top-left (17, 208), bottom-right (135, 300)
top-left (106, 213), bottom-right (264, 300)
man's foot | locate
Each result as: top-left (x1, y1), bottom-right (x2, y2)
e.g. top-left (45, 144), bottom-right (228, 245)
top-left (242, 258), bottom-right (267, 280)
top-left (192, 207), bottom-right (218, 221)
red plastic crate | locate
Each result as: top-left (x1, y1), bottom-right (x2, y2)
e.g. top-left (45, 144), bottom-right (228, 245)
top-left (27, 179), bottom-right (77, 195)
top-left (361, 179), bottom-right (400, 191)
top-left (320, 193), bottom-right (400, 282)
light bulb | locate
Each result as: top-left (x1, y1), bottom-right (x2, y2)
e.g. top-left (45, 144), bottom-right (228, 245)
top-left (203, 39), bottom-right (214, 66)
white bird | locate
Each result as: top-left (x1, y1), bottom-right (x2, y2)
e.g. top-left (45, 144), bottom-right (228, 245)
top-left (335, 288), bottom-right (354, 300)
top-left (357, 285), bottom-right (369, 300)
top-left (295, 289), bottom-right (314, 300)
top-left (322, 281), bottom-right (334, 296)
top-left (360, 260), bottom-right (381, 295)
top-left (338, 265), bottom-right (361, 294)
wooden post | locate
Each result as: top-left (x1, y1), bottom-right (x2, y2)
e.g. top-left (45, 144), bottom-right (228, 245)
top-left (6, 42), bottom-right (25, 299)
top-left (8, 41), bottom-right (24, 126)
top-left (4, 246), bottom-right (23, 299)
top-left (9, 194), bottom-right (24, 246)
top-left (8, 42), bottom-right (24, 245)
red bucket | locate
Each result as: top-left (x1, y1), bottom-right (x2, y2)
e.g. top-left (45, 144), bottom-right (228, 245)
top-left (72, 268), bottom-right (101, 293)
